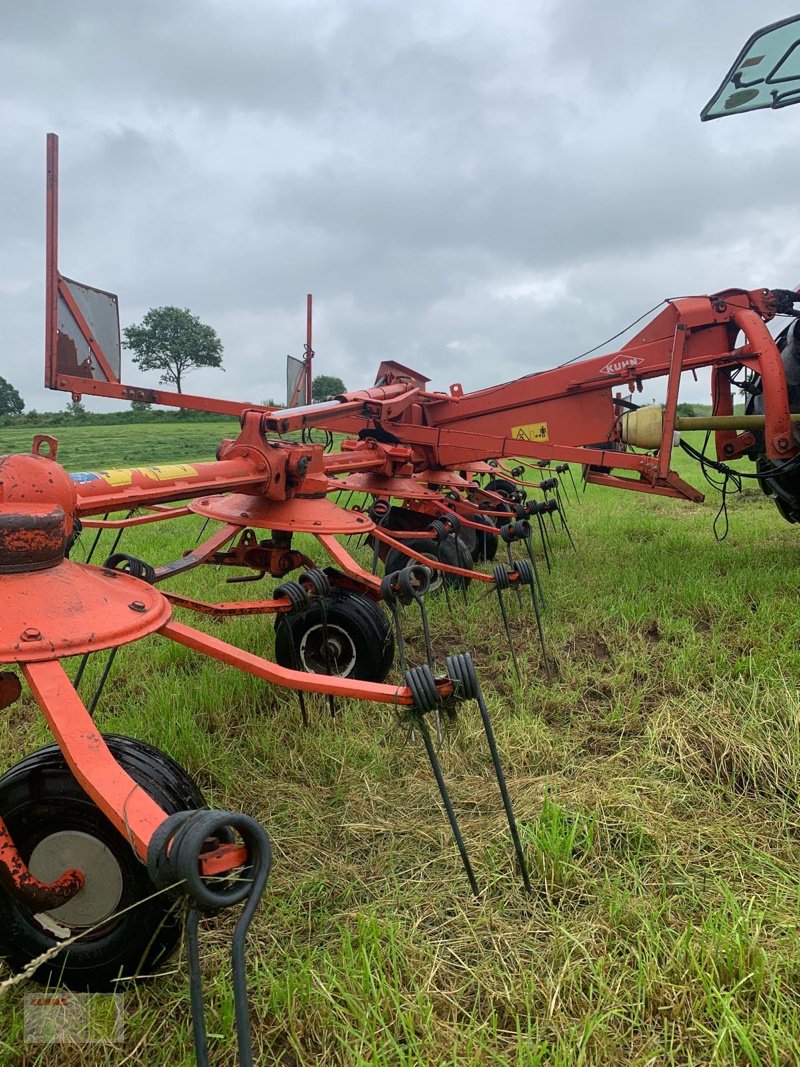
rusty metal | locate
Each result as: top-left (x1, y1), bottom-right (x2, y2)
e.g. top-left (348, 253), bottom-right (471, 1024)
top-left (0, 560), bottom-right (171, 662)
top-left (0, 814), bottom-right (85, 912)
top-left (190, 493), bottom-right (374, 534)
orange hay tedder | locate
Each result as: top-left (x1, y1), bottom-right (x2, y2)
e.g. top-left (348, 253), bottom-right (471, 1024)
top-left (2, 15), bottom-right (799, 1064)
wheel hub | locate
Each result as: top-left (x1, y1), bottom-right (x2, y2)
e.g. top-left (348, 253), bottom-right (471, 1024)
top-left (28, 831), bottom-right (124, 929)
top-left (299, 623), bottom-right (357, 676)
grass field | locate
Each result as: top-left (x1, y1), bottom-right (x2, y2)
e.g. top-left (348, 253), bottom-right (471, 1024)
top-left (2, 424), bottom-right (800, 1065)
top-left (0, 420), bottom-right (240, 471)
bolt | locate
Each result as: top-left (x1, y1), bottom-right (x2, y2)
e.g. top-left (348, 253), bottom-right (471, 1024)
top-left (777, 438), bottom-right (790, 452)
top-left (129, 601), bottom-right (147, 612)
top-left (21, 628), bottom-right (41, 641)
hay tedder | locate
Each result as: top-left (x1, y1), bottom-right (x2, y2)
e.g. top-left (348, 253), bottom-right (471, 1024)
top-left (2, 14), bottom-right (800, 1063)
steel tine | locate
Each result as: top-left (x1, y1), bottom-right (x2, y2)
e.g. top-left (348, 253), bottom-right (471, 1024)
top-left (495, 585), bottom-right (521, 680)
top-left (506, 543), bottom-right (524, 607)
top-left (87, 647), bottom-right (119, 716)
top-left (85, 513), bottom-right (109, 564)
top-left (523, 533), bottom-right (546, 609)
top-left (558, 503), bottom-right (578, 552)
top-left (194, 516), bottom-right (211, 545)
top-left (527, 575), bottom-right (553, 681)
top-left (536, 513), bottom-right (552, 572)
top-left (415, 713), bottom-right (479, 896)
top-left (473, 685), bottom-right (532, 892)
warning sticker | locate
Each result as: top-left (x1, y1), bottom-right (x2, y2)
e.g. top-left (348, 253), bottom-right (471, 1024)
top-left (511, 422), bottom-right (549, 443)
top-left (94, 464), bottom-right (199, 487)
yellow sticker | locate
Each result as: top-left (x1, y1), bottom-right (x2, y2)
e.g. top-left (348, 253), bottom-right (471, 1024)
top-left (139, 464), bottom-right (198, 482)
top-left (98, 463), bottom-right (198, 486)
top-left (511, 422), bottom-right (549, 443)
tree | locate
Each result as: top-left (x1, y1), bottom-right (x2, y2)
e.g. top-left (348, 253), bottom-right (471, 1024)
top-left (312, 375), bottom-right (346, 402)
top-left (0, 377), bottom-right (24, 416)
top-left (66, 398), bottom-right (86, 418)
top-left (122, 306), bottom-right (223, 394)
top-left (130, 399), bottom-right (152, 413)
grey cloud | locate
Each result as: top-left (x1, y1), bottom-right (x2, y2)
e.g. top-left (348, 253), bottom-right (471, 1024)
top-left (2, 0), bottom-right (800, 421)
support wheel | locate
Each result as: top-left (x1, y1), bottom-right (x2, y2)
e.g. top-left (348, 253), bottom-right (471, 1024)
top-left (384, 537), bottom-right (473, 591)
top-left (384, 538), bottom-right (444, 593)
top-left (274, 589), bottom-right (394, 682)
top-left (471, 514), bottom-right (498, 562)
top-left (0, 735), bottom-right (207, 992)
top-left (485, 477), bottom-right (525, 503)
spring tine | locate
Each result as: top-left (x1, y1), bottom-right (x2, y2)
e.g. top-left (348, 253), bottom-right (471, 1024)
top-left (535, 513), bottom-right (552, 572)
top-left (527, 575), bottom-right (553, 681)
top-left (554, 482), bottom-right (567, 517)
top-left (453, 535), bottom-right (469, 605)
top-left (194, 516), bottom-right (211, 546)
top-left (389, 602), bottom-right (408, 673)
top-left (415, 713), bottom-right (479, 896)
top-left (546, 499), bottom-right (558, 534)
top-left (523, 533), bottom-right (546, 610)
top-left (495, 585), bottom-right (520, 680)
top-left (85, 513), bottom-right (109, 564)
top-left (506, 543), bottom-right (524, 607)
top-left (73, 652), bottom-right (91, 693)
top-left (567, 466), bottom-right (580, 504)
top-left (558, 504), bottom-right (577, 552)
top-left (472, 685), bottom-right (532, 892)
top-left (417, 595), bottom-right (435, 671)
top-left (186, 908), bottom-right (211, 1067)
top-left (87, 647), bottom-right (119, 716)
top-left (539, 514), bottom-right (550, 571)
top-left (106, 510), bottom-right (135, 559)
top-left (229, 840), bottom-right (271, 1067)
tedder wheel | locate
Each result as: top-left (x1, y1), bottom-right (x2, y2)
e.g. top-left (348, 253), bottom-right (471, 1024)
top-left (0, 734), bottom-right (207, 992)
top-left (274, 588), bottom-right (395, 683)
top-left (385, 538), bottom-right (444, 593)
top-left (485, 476), bottom-right (522, 500)
top-left (471, 514), bottom-right (498, 562)
top-left (384, 536), bottom-right (474, 591)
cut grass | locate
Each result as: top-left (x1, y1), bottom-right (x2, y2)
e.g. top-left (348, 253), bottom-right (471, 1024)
top-left (2, 430), bottom-right (800, 1063)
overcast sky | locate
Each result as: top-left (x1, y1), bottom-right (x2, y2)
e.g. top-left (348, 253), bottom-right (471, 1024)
top-left (3, 0), bottom-right (800, 413)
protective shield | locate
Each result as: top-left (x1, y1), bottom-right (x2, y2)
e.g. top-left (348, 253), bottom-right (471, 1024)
top-left (702, 15), bottom-right (800, 120)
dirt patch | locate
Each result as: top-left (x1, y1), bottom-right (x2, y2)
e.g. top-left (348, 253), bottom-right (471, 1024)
top-left (565, 629), bottom-right (613, 663)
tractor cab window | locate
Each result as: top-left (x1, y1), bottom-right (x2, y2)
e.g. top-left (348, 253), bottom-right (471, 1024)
top-left (702, 14), bottom-right (800, 119)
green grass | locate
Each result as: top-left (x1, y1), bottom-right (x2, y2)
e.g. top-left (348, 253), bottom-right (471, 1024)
top-left (0, 419), bottom-right (238, 470)
top-left (3, 429), bottom-right (800, 1064)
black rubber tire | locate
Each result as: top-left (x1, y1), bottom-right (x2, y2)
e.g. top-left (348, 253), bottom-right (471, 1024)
top-left (485, 477), bottom-right (527, 506)
top-left (470, 514), bottom-right (498, 562)
top-left (0, 735), bottom-right (206, 992)
top-left (384, 538), bottom-right (444, 593)
top-left (274, 589), bottom-right (394, 683)
top-left (437, 535), bottom-right (474, 590)
top-left (384, 536), bottom-right (473, 591)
